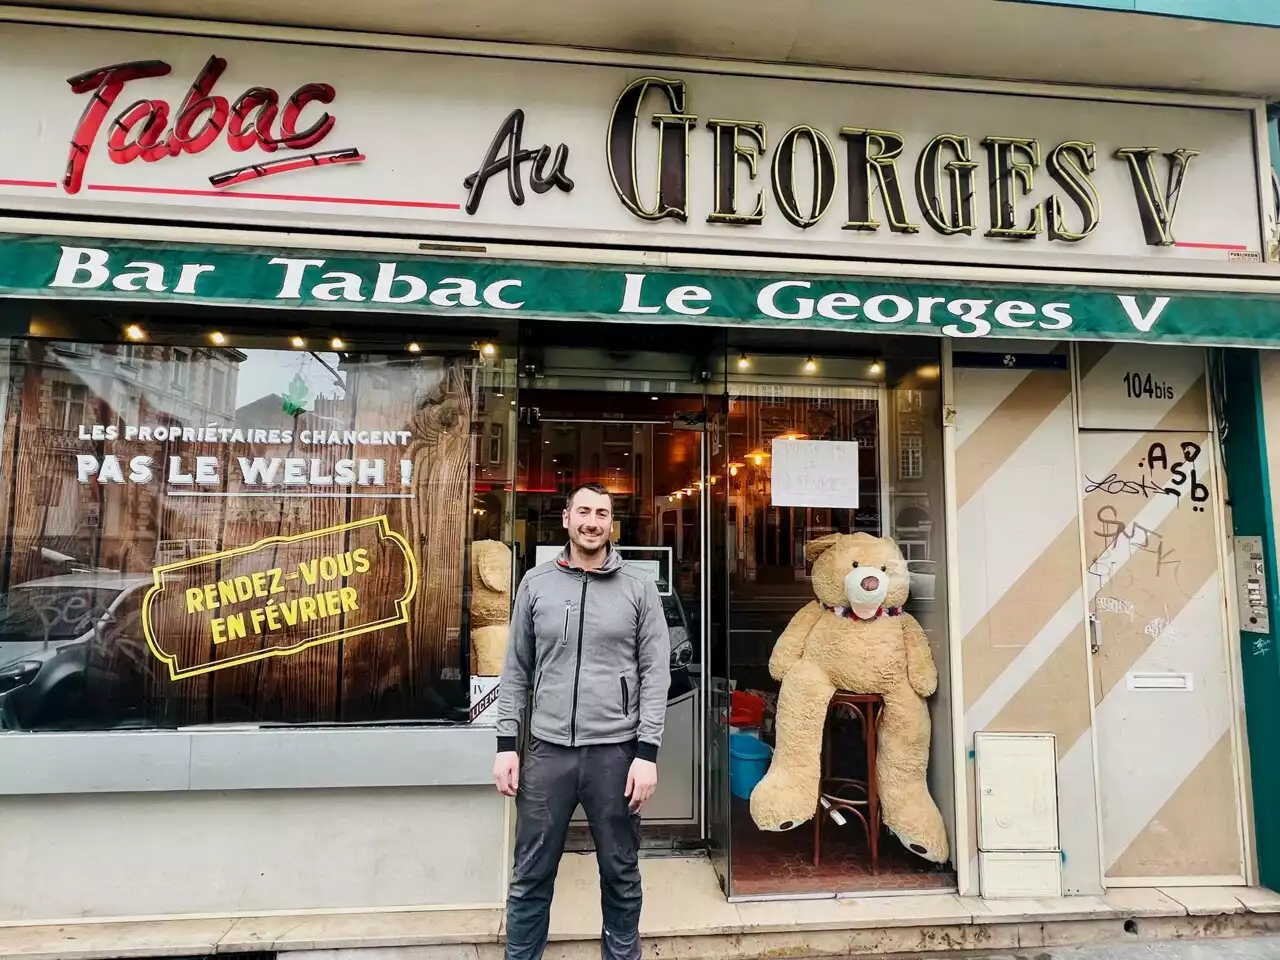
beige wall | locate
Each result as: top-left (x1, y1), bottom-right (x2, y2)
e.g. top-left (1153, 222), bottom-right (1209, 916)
top-left (0, 786), bottom-right (506, 921)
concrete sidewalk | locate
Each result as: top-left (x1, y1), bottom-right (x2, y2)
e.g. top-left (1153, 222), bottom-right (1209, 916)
top-left (953, 938), bottom-right (1280, 958)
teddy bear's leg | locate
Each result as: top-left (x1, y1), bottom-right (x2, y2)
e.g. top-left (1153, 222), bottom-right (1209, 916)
top-left (471, 623), bottom-right (510, 676)
top-left (875, 682), bottom-right (950, 863)
top-left (748, 658), bottom-right (835, 831)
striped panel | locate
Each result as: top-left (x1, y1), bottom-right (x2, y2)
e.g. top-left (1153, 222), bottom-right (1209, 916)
top-left (1109, 730), bottom-right (1241, 878)
top-left (956, 370), bottom-right (1073, 508)
top-left (954, 361), bottom-right (1100, 894)
top-left (1077, 344), bottom-right (1208, 432)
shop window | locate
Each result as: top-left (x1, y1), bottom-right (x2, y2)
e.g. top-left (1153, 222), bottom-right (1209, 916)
top-left (48, 380), bottom-right (89, 431)
top-left (718, 344), bottom-right (954, 897)
top-left (488, 423), bottom-right (503, 464)
top-left (899, 433), bottom-right (924, 480)
top-left (169, 348), bottom-right (191, 391)
top-left (0, 333), bottom-right (511, 731)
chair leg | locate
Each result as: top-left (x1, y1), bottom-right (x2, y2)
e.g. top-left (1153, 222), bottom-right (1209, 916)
top-left (866, 703), bottom-right (880, 875)
top-left (812, 801), bottom-right (821, 868)
top-left (812, 711), bottom-right (827, 868)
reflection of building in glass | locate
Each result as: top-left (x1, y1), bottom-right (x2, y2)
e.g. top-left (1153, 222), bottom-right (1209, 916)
top-left (472, 358), bottom-right (515, 543)
top-left (7, 340), bottom-right (246, 582)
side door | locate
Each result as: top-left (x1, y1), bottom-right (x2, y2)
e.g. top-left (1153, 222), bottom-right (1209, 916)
top-left (1078, 343), bottom-right (1245, 885)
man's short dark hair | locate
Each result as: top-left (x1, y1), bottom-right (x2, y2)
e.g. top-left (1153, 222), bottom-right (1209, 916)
top-left (566, 482), bottom-right (613, 510)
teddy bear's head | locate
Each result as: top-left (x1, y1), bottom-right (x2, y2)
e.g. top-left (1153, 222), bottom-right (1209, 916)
top-left (805, 532), bottom-right (909, 616)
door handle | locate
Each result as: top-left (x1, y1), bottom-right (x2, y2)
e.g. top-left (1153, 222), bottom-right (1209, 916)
top-left (1089, 613), bottom-right (1103, 654)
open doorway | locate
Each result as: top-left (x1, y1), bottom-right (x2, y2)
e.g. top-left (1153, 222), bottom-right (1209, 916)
top-left (510, 323), bottom-right (716, 849)
top-left (706, 335), bottom-right (956, 898)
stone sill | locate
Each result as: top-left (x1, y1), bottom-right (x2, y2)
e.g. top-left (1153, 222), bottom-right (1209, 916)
top-left (3, 857), bottom-right (1280, 959)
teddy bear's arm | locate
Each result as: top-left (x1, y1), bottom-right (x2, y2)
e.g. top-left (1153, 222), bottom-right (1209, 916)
top-left (901, 612), bottom-right (938, 697)
top-left (768, 601), bottom-right (824, 681)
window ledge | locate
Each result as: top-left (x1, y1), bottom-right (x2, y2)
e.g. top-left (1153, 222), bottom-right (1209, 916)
top-left (0, 725), bottom-right (496, 795)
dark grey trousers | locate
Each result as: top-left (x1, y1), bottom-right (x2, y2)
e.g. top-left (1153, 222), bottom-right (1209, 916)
top-left (504, 738), bottom-right (642, 960)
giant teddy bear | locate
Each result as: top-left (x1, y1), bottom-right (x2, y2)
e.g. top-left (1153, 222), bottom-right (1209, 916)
top-left (469, 539), bottom-right (513, 676)
top-left (749, 532), bottom-right (949, 863)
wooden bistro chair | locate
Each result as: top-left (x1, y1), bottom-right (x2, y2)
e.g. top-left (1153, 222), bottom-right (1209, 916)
top-left (813, 692), bottom-right (884, 872)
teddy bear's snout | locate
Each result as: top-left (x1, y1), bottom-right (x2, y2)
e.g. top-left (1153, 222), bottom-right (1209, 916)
top-left (843, 566), bottom-right (888, 609)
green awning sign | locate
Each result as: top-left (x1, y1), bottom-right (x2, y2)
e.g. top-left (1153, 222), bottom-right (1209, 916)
top-left (2, 233), bottom-right (1279, 348)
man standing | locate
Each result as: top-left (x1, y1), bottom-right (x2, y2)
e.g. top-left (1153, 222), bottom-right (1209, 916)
top-left (493, 482), bottom-right (670, 960)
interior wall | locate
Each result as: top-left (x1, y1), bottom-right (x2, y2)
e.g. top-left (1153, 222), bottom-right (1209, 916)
top-left (950, 341), bottom-right (1103, 896)
top-left (0, 785), bottom-right (506, 921)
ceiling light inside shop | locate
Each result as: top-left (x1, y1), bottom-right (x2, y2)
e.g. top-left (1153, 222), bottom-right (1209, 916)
top-left (290, 336), bottom-right (306, 348)
top-left (804, 357), bottom-right (817, 373)
top-left (124, 324), bottom-right (146, 341)
top-left (331, 337), bottom-right (346, 350)
top-left (869, 361), bottom-right (883, 375)
top-left (481, 342), bottom-right (497, 357)
top-left (407, 342), bottom-right (421, 353)
top-left (736, 353), bottom-right (750, 370)
top-left (209, 331), bottom-right (227, 345)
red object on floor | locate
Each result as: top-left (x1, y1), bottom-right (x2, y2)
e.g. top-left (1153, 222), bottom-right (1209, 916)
top-left (730, 690), bottom-right (765, 728)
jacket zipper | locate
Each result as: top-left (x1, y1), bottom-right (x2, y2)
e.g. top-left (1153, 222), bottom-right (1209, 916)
top-left (560, 602), bottom-right (571, 645)
top-left (620, 677), bottom-right (629, 715)
top-left (569, 576), bottom-right (589, 746)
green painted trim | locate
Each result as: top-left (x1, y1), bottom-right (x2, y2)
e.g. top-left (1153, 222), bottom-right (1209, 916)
top-left (1221, 349), bottom-right (1280, 890)
top-left (8, 233), bottom-right (1280, 348)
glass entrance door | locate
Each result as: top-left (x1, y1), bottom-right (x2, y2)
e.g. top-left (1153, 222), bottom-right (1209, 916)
top-left (511, 329), bottom-right (712, 841)
top-left (703, 340), bottom-right (955, 899)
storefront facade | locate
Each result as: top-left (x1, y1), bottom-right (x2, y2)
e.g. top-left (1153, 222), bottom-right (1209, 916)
top-left (0, 8), bottom-right (1276, 921)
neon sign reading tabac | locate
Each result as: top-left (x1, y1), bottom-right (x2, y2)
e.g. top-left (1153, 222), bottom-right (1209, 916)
top-left (61, 55), bottom-right (364, 194)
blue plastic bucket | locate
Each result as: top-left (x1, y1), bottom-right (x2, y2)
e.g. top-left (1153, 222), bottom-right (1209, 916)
top-left (729, 733), bottom-right (772, 801)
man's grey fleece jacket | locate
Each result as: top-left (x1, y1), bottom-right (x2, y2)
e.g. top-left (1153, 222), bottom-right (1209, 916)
top-left (495, 544), bottom-right (670, 762)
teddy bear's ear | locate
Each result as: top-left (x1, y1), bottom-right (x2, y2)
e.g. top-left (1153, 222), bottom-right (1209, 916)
top-left (804, 533), bottom-right (843, 562)
top-left (474, 541), bottom-right (512, 593)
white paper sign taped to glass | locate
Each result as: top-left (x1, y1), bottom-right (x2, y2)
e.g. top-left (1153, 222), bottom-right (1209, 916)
top-left (769, 439), bottom-right (860, 509)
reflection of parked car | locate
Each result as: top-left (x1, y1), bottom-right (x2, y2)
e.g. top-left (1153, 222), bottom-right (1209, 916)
top-left (0, 573), bottom-right (154, 730)
top-left (659, 583), bottom-right (696, 700)
top-left (908, 560), bottom-right (936, 602)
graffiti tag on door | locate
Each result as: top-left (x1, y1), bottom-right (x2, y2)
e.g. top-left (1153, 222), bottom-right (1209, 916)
top-left (1083, 441), bottom-right (1210, 512)
top-left (1086, 439), bottom-right (1210, 600)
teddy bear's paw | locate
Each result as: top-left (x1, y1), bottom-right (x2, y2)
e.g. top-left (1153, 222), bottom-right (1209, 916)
top-left (884, 808), bottom-right (950, 863)
top-left (748, 769), bottom-right (817, 832)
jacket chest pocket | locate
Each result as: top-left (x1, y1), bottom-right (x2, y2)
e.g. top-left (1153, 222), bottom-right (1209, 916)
top-left (559, 601), bottom-right (572, 646)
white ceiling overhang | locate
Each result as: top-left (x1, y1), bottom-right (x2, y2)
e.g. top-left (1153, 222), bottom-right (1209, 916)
top-left (5, 0), bottom-right (1280, 99)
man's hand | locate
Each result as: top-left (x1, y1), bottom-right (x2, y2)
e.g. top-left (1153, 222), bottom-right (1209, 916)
top-left (625, 758), bottom-right (658, 813)
top-left (494, 751), bottom-right (520, 797)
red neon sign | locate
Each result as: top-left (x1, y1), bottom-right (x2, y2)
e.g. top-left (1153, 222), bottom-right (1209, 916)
top-left (62, 56), bottom-right (363, 194)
